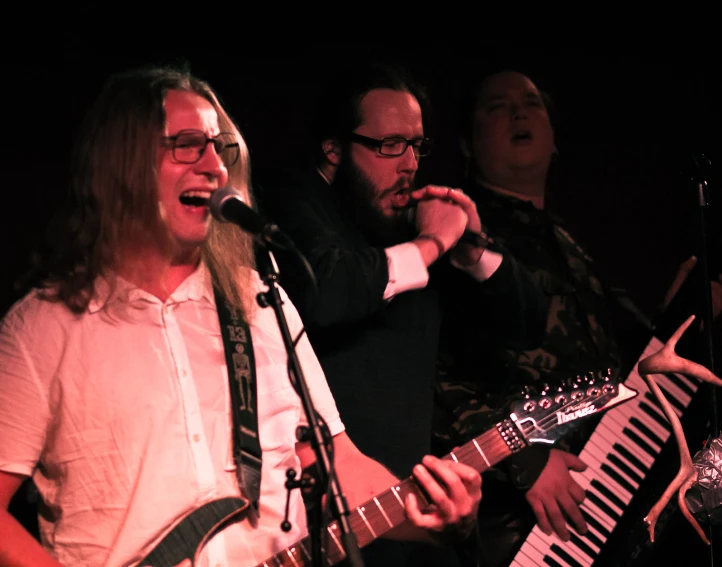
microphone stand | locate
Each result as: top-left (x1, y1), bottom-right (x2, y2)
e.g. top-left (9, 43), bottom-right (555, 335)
top-left (689, 155), bottom-right (720, 565)
top-left (254, 243), bottom-right (364, 567)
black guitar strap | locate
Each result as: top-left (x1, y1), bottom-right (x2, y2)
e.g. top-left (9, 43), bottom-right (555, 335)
top-left (214, 287), bottom-right (262, 513)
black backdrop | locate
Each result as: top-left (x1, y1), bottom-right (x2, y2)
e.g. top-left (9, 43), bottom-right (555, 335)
top-left (2, 39), bottom-right (720, 565)
top-left (3, 41), bottom-right (720, 317)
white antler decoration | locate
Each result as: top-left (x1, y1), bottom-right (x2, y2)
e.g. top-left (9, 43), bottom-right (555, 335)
top-left (637, 314), bottom-right (722, 544)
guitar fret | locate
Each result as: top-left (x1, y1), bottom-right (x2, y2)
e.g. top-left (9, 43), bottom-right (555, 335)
top-left (298, 542), bottom-right (311, 562)
top-left (327, 523), bottom-right (343, 560)
top-left (472, 438), bottom-right (490, 467)
top-left (390, 485), bottom-right (405, 509)
top-left (357, 506), bottom-right (377, 538)
top-left (282, 547), bottom-right (301, 567)
top-left (449, 451), bottom-right (459, 462)
top-left (373, 497), bottom-right (393, 528)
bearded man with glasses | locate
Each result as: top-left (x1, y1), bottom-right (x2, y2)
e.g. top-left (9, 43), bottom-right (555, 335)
top-left (257, 59), bottom-right (549, 567)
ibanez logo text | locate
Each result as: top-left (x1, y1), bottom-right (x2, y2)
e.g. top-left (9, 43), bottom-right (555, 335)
top-left (557, 404), bottom-right (596, 424)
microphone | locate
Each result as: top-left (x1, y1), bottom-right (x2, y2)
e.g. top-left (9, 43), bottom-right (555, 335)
top-left (209, 187), bottom-right (284, 246)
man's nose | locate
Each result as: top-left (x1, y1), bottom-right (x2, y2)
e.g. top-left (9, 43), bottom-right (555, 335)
top-left (399, 144), bottom-right (420, 171)
top-left (512, 103), bottom-right (528, 121)
top-left (196, 142), bottom-right (226, 177)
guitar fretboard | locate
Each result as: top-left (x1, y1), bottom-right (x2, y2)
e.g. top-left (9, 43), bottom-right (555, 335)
top-left (256, 423), bottom-right (515, 567)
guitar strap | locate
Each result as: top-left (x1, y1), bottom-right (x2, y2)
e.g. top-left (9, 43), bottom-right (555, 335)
top-left (214, 287), bottom-right (262, 514)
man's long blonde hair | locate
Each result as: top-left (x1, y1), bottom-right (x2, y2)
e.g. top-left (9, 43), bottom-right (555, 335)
top-left (37, 64), bottom-right (256, 316)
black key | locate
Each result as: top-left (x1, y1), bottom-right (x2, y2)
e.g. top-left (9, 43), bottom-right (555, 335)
top-left (614, 443), bottom-right (650, 474)
top-left (658, 384), bottom-right (685, 412)
top-left (569, 531), bottom-right (598, 559)
top-left (580, 506), bottom-right (611, 539)
top-left (664, 372), bottom-right (695, 397)
top-left (630, 417), bottom-right (664, 448)
top-left (608, 453), bottom-right (643, 485)
top-left (591, 478), bottom-right (626, 509)
top-left (550, 544), bottom-right (583, 567)
top-left (543, 555), bottom-right (564, 567)
top-left (587, 489), bottom-right (622, 521)
top-left (624, 427), bottom-right (658, 458)
top-left (639, 401), bottom-right (672, 432)
top-left (601, 463), bottom-right (636, 495)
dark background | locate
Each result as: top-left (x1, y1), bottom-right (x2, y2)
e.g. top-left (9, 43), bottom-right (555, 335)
top-left (2, 40), bottom-right (720, 317)
top-left (2, 39), bottom-right (720, 565)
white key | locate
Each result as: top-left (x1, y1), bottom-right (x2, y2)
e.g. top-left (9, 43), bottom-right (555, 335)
top-left (528, 526), bottom-right (593, 566)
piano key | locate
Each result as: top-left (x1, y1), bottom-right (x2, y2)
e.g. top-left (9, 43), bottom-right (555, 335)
top-left (549, 543), bottom-right (587, 567)
top-left (543, 556), bottom-right (565, 567)
top-left (598, 452), bottom-right (642, 495)
top-left (527, 530), bottom-right (590, 567)
top-left (568, 531), bottom-right (600, 560)
top-left (653, 373), bottom-right (693, 407)
top-left (515, 534), bottom-right (552, 565)
top-left (607, 452), bottom-right (644, 486)
top-left (577, 454), bottom-right (633, 504)
top-left (613, 443), bottom-right (650, 475)
top-left (579, 506), bottom-right (610, 542)
top-left (599, 463), bottom-right (636, 497)
top-left (608, 399), bottom-right (670, 441)
top-left (571, 472), bottom-right (624, 519)
top-left (585, 488), bottom-right (623, 522)
top-left (600, 417), bottom-right (661, 460)
top-left (629, 417), bottom-right (665, 448)
top-left (633, 366), bottom-right (689, 398)
top-left (590, 422), bottom-right (655, 468)
top-left (625, 374), bottom-right (685, 418)
top-left (639, 399), bottom-right (672, 432)
top-left (623, 427), bottom-right (659, 458)
top-left (576, 495), bottom-right (615, 533)
top-left (664, 371), bottom-right (697, 396)
top-left (589, 477), bottom-right (628, 510)
top-left (629, 372), bottom-right (690, 415)
top-left (656, 383), bottom-right (686, 413)
top-left (528, 525), bottom-right (595, 566)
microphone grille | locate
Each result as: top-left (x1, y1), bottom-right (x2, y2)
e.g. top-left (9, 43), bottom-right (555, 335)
top-left (209, 187), bottom-right (238, 222)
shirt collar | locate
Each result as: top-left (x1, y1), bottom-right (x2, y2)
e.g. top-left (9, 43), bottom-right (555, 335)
top-left (88, 261), bottom-right (214, 313)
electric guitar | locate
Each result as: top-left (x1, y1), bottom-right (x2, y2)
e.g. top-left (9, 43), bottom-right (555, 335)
top-left (139, 372), bottom-right (637, 567)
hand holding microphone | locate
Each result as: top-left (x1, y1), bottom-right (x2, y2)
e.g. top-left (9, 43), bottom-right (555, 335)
top-left (407, 186), bottom-right (490, 265)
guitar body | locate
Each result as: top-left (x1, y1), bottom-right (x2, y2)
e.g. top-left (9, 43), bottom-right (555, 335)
top-left (137, 497), bottom-right (248, 567)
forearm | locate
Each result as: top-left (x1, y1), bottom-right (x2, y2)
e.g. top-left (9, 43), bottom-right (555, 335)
top-left (0, 509), bottom-right (61, 567)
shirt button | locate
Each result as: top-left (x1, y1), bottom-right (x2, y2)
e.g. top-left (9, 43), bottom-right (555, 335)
top-left (193, 434), bottom-right (201, 443)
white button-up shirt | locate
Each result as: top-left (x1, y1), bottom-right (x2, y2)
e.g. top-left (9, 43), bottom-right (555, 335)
top-left (0, 263), bottom-right (343, 566)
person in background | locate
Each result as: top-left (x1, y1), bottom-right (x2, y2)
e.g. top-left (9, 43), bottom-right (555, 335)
top-left (257, 59), bottom-right (548, 567)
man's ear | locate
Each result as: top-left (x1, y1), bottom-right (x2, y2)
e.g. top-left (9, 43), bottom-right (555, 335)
top-left (322, 139), bottom-right (342, 165)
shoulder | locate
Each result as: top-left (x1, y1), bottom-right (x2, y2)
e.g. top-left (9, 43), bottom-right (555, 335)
top-left (0, 289), bottom-right (78, 347)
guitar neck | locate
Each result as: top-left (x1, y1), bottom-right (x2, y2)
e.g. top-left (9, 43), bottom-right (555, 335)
top-left (257, 419), bottom-right (519, 567)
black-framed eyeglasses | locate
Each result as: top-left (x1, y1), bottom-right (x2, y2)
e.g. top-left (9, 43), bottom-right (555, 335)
top-left (161, 129), bottom-right (240, 166)
top-left (349, 132), bottom-right (432, 158)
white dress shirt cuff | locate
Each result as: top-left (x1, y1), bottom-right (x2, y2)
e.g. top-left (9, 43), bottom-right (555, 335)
top-left (383, 242), bottom-right (430, 300)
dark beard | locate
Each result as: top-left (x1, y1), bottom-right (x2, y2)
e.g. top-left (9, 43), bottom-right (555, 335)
top-left (333, 158), bottom-right (415, 247)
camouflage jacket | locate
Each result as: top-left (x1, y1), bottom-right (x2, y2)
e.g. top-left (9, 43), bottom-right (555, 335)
top-left (432, 182), bottom-right (640, 485)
